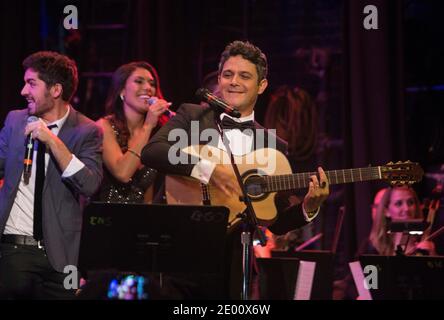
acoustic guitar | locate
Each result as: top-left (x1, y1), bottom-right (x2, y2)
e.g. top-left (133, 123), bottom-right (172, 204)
top-left (166, 145), bottom-right (424, 227)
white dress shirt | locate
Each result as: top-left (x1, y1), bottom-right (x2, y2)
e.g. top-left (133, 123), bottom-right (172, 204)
top-left (190, 111), bottom-right (318, 222)
top-left (5, 107), bottom-right (85, 236)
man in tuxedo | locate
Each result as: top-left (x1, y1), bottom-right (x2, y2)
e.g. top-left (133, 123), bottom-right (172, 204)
top-left (0, 51), bottom-right (103, 299)
top-left (141, 40), bottom-right (329, 298)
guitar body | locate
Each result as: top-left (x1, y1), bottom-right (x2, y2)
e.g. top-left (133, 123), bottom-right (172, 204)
top-left (165, 145), bottom-right (292, 227)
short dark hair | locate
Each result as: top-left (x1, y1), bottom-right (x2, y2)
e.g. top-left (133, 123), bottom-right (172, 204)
top-left (23, 51), bottom-right (78, 102)
top-left (218, 40), bottom-right (268, 82)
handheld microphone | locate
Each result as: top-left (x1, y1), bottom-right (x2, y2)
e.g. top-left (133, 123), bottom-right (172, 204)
top-left (23, 116), bottom-right (39, 184)
top-left (144, 96), bottom-right (174, 117)
top-left (195, 88), bottom-right (241, 118)
top-left (147, 97), bottom-right (159, 106)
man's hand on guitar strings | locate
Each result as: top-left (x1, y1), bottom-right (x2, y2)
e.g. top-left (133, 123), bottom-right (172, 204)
top-left (303, 167), bottom-right (330, 213)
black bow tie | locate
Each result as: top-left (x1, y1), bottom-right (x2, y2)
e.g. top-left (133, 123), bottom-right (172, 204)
top-left (220, 117), bottom-right (255, 131)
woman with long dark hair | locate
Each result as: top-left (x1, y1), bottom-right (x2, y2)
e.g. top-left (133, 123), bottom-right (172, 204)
top-left (96, 61), bottom-right (172, 203)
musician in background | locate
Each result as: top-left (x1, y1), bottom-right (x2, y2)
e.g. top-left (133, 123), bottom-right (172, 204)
top-left (370, 187), bottom-right (387, 221)
top-left (141, 40), bottom-right (330, 299)
top-left (368, 186), bottom-right (436, 256)
top-left (95, 61), bottom-right (172, 204)
top-left (334, 186), bottom-right (437, 300)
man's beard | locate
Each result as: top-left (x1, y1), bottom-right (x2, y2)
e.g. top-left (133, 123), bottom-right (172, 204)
top-left (30, 91), bottom-right (54, 116)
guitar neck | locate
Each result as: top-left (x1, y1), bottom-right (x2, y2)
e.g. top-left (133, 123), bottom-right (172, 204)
top-left (264, 166), bottom-right (383, 192)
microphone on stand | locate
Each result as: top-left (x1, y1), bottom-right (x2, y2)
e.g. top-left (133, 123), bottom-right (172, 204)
top-left (23, 116), bottom-right (39, 184)
top-left (195, 88), bottom-right (241, 118)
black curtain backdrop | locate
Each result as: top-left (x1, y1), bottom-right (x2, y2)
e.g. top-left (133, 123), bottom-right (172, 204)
top-left (0, 1), bottom-right (40, 122)
top-left (130, 0), bottom-right (205, 107)
top-left (343, 0), bottom-right (405, 257)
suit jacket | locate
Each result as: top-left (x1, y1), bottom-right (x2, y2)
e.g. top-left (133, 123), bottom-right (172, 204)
top-left (0, 107), bottom-right (103, 272)
top-left (142, 103), bottom-right (309, 234)
top-left (143, 103), bottom-right (285, 173)
top-left (142, 103), bottom-right (316, 298)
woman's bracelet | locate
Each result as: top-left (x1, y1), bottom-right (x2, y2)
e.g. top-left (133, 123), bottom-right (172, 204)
top-left (127, 148), bottom-right (141, 159)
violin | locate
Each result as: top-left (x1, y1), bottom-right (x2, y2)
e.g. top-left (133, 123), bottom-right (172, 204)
top-left (408, 181), bottom-right (442, 255)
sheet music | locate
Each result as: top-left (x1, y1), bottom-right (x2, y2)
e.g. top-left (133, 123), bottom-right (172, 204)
top-left (293, 260), bottom-right (316, 300)
top-left (349, 261), bottom-right (373, 300)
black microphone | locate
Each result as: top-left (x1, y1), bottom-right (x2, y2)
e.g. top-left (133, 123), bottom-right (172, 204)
top-left (195, 88), bottom-right (241, 118)
top-left (23, 116), bottom-right (39, 184)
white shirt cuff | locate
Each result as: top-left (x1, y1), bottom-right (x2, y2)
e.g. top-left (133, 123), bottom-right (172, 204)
top-left (62, 154), bottom-right (85, 178)
top-left (302, 205), bottom-right (320, 222)
top-left (190, 159), bottom-right (216, 184)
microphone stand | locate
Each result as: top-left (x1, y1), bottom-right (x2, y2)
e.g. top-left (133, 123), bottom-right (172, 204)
top-left (213, 113), bottom-right (266, 300)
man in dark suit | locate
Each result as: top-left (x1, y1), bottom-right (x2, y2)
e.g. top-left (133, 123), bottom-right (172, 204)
top-left (142, 41), bottom-right (329, 299)
top-left (0, 51), bottom-right (103, 299)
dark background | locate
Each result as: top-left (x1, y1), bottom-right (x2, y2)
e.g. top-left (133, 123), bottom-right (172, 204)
top-left (1, 0), bottom-right (443, 272)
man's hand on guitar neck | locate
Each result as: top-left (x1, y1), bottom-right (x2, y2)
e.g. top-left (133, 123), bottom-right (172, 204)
top-left (303, 167), bottom-right (330, 215)
top-left (209, 164), bottom-right (242, 197)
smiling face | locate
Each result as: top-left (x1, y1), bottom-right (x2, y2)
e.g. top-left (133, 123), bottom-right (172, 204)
top-left (121, 67), bottom-right (157, 115)
top-left (218, 55), bottom-right (268, 116)
top-left (386, 188), bottom-right (418, 220)
top-left (21, 68), bottom-right (55, 117)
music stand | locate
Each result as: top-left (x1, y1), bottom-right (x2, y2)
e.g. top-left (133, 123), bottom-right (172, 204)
top-left (359, 255), bottom-right (444, 299)
top-left (79, 202), bottom-right (229, 273)
top-left (257, 250), bottom-right (334, 299)
top-left (255, 257), bottom-right (300, 299)
top-left (386, 218), bottom-right (429, 255)
top-left (256, 206), bottom-right (345, 299)
top-left (387, 218), bottom-right (429, 234)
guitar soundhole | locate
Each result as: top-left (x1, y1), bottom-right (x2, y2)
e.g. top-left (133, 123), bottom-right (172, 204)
top-left (245, 175), bottom-right (266, 198)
